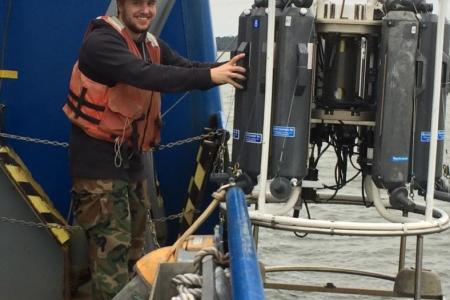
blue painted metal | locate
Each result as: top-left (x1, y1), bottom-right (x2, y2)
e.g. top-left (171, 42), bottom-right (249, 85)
top-left (157, 0), bottom-right (221, 243)
top-left (0, 0), bottom-right (222, 235)
top-left (226, 187), bottom-right (265, 300)
top-left (0, 0), bottom-right (111, 215)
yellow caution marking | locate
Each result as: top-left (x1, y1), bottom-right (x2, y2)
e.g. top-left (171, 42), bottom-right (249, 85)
top-left (5, 165), bottom-right (29, 182)
top-left (188, 177), bottom-right (194, 191)
top-left (184, 200), bottom-right (195, 224)
top-left (196, 146), bottom-right (203, 162)
top-left (181, 138), bottom-right (220, 230)
top-left (28, 195), bottom-right (51, 213)
top-left (0, 70), bottom-right (18, 79)
top-left (49, 227), bottom-right (70, 244)
top-left (0, 146), bottom-right (70, 245)
top-left (194, 164), bottom-right (206, 189)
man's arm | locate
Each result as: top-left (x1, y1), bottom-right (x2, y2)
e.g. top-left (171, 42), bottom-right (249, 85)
top-left (79, 21), bottom-right (245, 92)
top-left (158, 38), bottom-right (246, 88)
top-left (79, 23), bottom-right (217, 92)
top-left (159, 39), bottom-right (222, 69)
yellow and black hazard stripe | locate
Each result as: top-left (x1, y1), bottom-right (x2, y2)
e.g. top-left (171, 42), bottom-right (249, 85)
top-left (0, 146), bottom-right (70, 244)
top-left (179, 133), bottom-right (223, 232)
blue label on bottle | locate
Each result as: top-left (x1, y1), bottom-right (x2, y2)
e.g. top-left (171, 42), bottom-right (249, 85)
top-left (392, 156), bottom-right (409, 162)
top-left (233, 129), bottom-right (240, 140)
top-left (420, 130), bottom-right (445, 143)
top-left (253, 19), bottom-right (260, 29)
top-left (245, 132), bottom-right (263, 144)
top-left (273, 126), bottom-right (296, 138)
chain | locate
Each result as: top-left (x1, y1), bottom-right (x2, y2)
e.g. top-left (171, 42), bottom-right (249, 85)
top-left (212, 131), bottom-right (228, 174)
top-left (146, 207), bottom-right (170, 249)
top-left (152, 130), bottom-right (221, 152)
top-left (147, 216), bottom-right (161, 249)
top-left (1, 210), bottom-right (193, 233)
top-left (149, 211), bottom-right (185, 224)
top-left (0, 216), bottom-right (81, 231)
top-left (0, 132), bottom-right (69, 147)
top-left (1, 210), bottom-right (188, 232)
top-left (0, 130), bottom-right (222, 233)
top-left (0, 130), bottom-right (222, 152)
top-left (147, 209), bottom-right (201, 249)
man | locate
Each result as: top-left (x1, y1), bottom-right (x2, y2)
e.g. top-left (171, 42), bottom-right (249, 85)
top-left (63, 0), bottom-right (246, 298)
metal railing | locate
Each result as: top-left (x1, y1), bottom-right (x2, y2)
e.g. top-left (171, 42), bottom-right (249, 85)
top-left (226, 187), bottom-right (265, 300)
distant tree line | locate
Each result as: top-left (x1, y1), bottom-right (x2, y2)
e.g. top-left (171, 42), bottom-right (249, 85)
top-left (216, 36), bottom-right (237, 52)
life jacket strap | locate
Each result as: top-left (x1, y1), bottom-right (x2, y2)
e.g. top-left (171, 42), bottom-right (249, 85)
top-left (69, 88), bottom-right (105, 112)
top-left (66, 99), bottom-right (101, 125)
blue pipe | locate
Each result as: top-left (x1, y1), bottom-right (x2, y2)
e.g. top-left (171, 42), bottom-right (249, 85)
top-left (226, 187), bottom-right (265, 300)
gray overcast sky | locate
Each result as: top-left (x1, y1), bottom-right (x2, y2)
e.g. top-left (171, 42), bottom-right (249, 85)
top-left (210, 0), bottom-right (253, 37)
top-left (208, 0), bottom-right (448, 37)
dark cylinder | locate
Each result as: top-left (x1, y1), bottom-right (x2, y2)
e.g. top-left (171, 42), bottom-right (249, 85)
top-left (372, 11), bottom-right (419, 189)
top-left (232, 7), bottom-right (268, 181)
top-left (269, 6), bottom-right (315, 180)
top-left (231, 9), bottom-right (252, 172)
top-left (412, 14), bottom-right (449, 187)
top-left (321, 34), bottom-right (359, 108)
top-left (232, 6), bottom-right (282, 182)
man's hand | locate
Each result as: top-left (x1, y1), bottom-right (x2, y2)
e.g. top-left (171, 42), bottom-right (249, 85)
top-left (210, 53), bottom-right (247, 89)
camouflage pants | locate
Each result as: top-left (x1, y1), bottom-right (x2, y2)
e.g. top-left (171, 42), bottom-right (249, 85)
top-left (72, 178), bottom-right (149, 300)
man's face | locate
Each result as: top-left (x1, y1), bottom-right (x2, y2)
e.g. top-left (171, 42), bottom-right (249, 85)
top-left (118, 0), bottom-right (156, 36)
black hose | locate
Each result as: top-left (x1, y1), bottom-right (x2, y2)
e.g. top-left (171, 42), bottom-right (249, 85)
top-left (410, 203), bottom-right (443, 219)
top-left (434, 190), bottom-right (450, 203)
top-left (389, 186), bottom-right (416, 211)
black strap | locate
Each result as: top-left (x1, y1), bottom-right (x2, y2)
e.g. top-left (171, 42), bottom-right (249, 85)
top-left (121, 142), bottom-right (131, 170)
top-left (75, 88), bottom-right (87, 118)
top-left (131, 121), bottom-right (139, 153)
top-left (66, 99), bottom-right (101, 125)
top-left (69, 88), bottom-right (105, 112)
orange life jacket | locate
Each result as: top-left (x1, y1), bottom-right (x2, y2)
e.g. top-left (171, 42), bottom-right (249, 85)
top-left (63, 16), bottom-right (161, 152)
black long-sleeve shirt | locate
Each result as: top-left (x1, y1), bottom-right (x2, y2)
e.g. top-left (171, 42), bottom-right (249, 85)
top-left (69, 19), bottom-right (220, 181)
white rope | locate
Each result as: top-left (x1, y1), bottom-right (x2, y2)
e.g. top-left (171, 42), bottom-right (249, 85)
top-left (114, 118), bottom-right (130, 168)
top-left (171, 273), bottom-right (202, 300)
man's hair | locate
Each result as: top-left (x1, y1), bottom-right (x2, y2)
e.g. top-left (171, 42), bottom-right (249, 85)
top-left (117, 0), bottom-right (124, 16)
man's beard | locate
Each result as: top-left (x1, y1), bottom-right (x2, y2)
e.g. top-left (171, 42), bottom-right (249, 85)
top-left (128, 23), bottom-right (150, 34)
top-left (123, 15), bottom-right (150, 34)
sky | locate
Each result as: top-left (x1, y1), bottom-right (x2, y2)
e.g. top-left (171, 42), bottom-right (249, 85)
top-left (209, 0), bottom-right (254, 37)
top-left (208, 0), bottom-right (450, 37)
